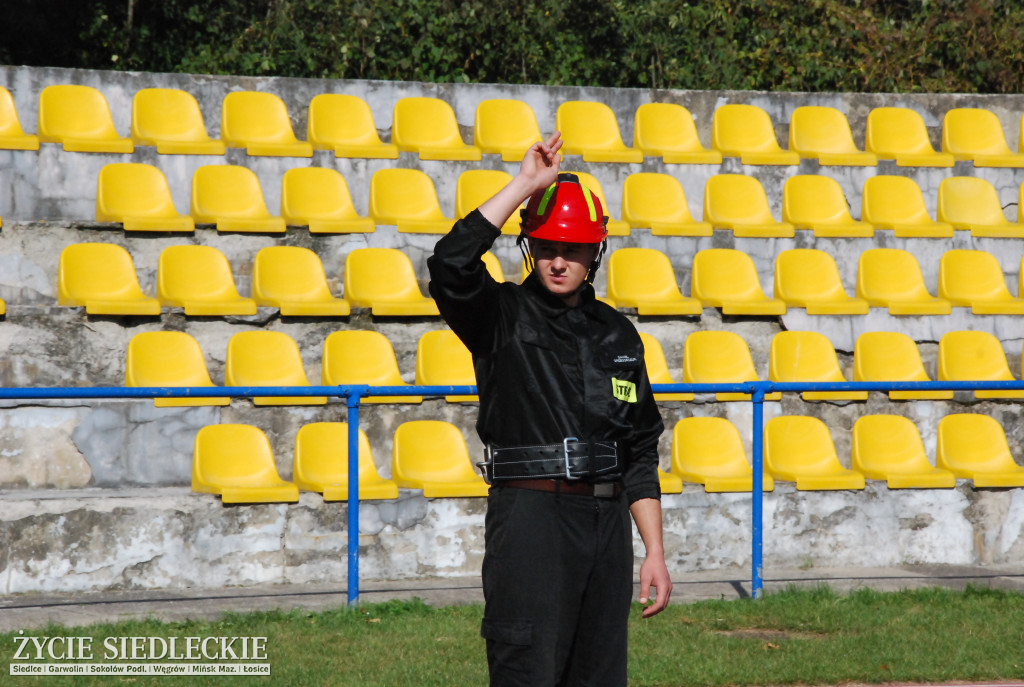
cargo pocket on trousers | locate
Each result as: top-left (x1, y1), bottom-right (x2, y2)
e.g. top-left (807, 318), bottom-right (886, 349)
top-left (481, 618), bottom-right (533, 676)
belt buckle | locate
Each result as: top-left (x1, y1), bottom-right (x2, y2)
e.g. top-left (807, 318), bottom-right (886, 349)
top-left (563, 437), bottom-right (580, 480)
top-left (477, 445), bottom-right (494, 485)
top-left (593, 483), bottom-right (616, 498)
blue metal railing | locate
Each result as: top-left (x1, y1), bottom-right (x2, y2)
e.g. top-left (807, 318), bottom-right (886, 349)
top-left (2, 379), bottom-right (1023, 603)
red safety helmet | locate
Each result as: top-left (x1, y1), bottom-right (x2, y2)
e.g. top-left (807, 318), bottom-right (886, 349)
top-left (520, 173), bottom-right (609, 243)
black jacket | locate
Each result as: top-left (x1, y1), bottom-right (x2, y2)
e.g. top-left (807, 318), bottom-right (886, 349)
top-left (427, 210), bottom-right (663, 504)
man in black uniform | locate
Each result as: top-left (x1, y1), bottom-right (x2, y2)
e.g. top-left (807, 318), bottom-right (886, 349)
top-left (428, 132), bottom-right (671, 687)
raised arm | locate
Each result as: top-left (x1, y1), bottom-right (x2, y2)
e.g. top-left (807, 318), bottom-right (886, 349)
top-left (478, 132), bottom-right (563, 229)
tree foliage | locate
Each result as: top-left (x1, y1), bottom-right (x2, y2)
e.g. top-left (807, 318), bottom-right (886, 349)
top-left (3, 0), bottom-right (1023, 93)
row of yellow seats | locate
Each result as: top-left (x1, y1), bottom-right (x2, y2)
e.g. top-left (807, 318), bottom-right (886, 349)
top-left (193, 412), bottom-right (1024, 505)
top-left (610, 246), bottom-right (1024, 317)
top-left (93, 162), bottom-right (1024, 240)
top-left (6, 85), bottom-right (1024, 168)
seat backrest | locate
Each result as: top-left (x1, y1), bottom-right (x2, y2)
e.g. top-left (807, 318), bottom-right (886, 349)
top-left (190, 165), bottom-right (271, 221)
top-left (455, 169), bottom-right (515, 218)
top-left (865, 107), bottom-right (937, 156)
top-left (938, 330), bottom-right (1014, 381)
top-left (773, 249), bottom-right (850, 303)
top-left (38, 84), bottom-right (121, 141)
top-left (937, 414), bottom-right (1018, 474)
top-left (193, 424), bottom-right (282, 489)
top-left (851, 415), bottom-right (932, 475)
top-left (633, 102), bottom-right (702, 153)
top-left (307, 93), bottom-right (383, 148)
top-left (369, 168), bottom-right (446, 222)
top-left (938, 249), bottom-right (1013, 303)
top-left (781, 175), bottom-right (856, 226)
top-left (861, 175), bottom-right (933, 225)
top-left (0, 86), bottom-right (30, 138)
top-left (280, 167), bottom-right (360, 222)
top-left (703, 174), bottom-right (776, 225)
top-left (221, 91), bottom-right (300, 146)
top-left (692, 248), bottom-right (770, 303)
top-left (322, 330), bottom-right (406, 386)
top-left (856, 248), bottom-right (934, 303)
top-left (294, 422), bottom-right (377, 484)
top-left (788, 106), bottom-right (860, 154)
top-left (473, 99), bottom-right (542, 155)
top-left (683, 330), bottom-right (759, 384)
top-left (606, 247), bottom-right (684, 302)
top-left (764, 415), bottom-right (842, 475)
top-left (343, 247), bottom-right (427, 304)
top-left (126, 331), bottom-right (216, 387)
top-left (392, 97), bottom-right (466, 151)
top-left (638, 332), bottom-right (676, 384)
top-left (392, 420), bottom-right (477, 483)
top-left (556, 101), bottom-right (628, 151)
top-left (58, 243), bottom-right (148, 304)
top-left (853, 331), bottom-right (930, 383)
top-left (622, 173), bottom-right (696, 226)
top-left (131, 88), bottom-right (212, 144)
top-left (936, 176), bottom-right (1009, 226)
top-left (225, 330), bottom-right (312, 387)
top-left (157, 245), bottom-right (245, 304)
top-left (252, 245), bottom-right (336, 303)
top-left (96, 163), bottom-right (180, 221)
top-left (711, 104), bottom-right (783, 154)
top-left (415, 330), bottom-right (475, 387)
top-left (942, 108), bottom-right (1014, 156)
top-left (768, 331), bottom-right (845, 384)
top-left (671, 416), bottom-right (751, 477)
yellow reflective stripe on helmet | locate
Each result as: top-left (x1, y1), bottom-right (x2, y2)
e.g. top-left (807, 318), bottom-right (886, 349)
top-left (578, 183), bottom-right (598, 222)
top-left (535, 182), bottom-right (558, 216)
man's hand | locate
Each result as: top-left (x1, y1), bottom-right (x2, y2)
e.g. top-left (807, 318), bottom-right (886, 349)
top-left (519, 131), bottom-right (563, 194)
top-left (638, 554), bottom-right (673, 618)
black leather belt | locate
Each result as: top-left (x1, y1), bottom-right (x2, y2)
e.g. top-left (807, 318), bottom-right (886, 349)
top-left (501, 479), bottom-right (622, 498)
top-left (478, 438), bottom-right (620, 484)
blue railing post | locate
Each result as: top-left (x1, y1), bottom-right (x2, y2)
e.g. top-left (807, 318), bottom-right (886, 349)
top-left (345, 386), bottom-right (367, 605)
top-left (750, 383), bottom-right (766, 600)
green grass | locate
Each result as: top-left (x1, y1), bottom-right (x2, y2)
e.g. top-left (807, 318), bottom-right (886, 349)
top-left (3, 586), bottom-right (1022, 686)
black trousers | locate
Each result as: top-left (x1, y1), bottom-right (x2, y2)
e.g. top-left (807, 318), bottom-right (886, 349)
top-left (480, 485), bottom-right (633, 687)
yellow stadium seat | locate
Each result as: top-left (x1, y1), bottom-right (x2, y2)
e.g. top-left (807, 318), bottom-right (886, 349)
top-left (0, 299), bottom-right (5, 316)
top-left (671, 417), bottom-right (774, 492)
top-left (936, 414), bottom-right (1024, 488)
top-left (632, 102), bottom-right (721, 164)
top-left (37, 84), bottom-right (133, 153)
top-left (773, 249), bottom-right (869, 315)
top-left (567, 171), bottom-right (630, 236)
top-left (95, 163), bottom-right (195, 232)
top-left (769, 331), bottom-right (866, 401)
top-left (190, 165), bottom-right (286, 233)
top-left (703, 174), bottom-right (795, 237)
top-left (322, 330), bottom-right (422, 404)
top-left (788, 106), bottom-right (877, 166)
top-left (691, 249), bottom-right (786, 315)
top-left (938, 249), bottom-right (1024, 314)
top-left (853, 331), bottom-right (952, 401)
top-left (252, 246), bottom-right (350, 317)
top-left (856, 248), bottom-right (952, 315)
top-left (864, 107), bottom-right (954, 167)
top-left (306, 93), bottom-right (399, 159)
top-left (369, 168), bottom-right (455, 234)
top-left (343, 248), bottom-right (440, 316)
top-left (605, 248), bottom-right (701, 315)
top-left (0, 86), bottom-right (39, 150)
top-left (130, 88), bottom-right (225, 155)
top-left (711, 104), bottom-right (799, 165)
top-left (764, 416), bottom-right (866, 490)
top-left (415, 329), bottom-right (477, 402)
top-left (683, 330), bottom-right (780, 401)
top-left (455, 169), bottom-right (520, 234)
top-left (659, 468), bottom-right (684, 494)
top-left (392, 421), bottom-right (489, 497)
top-left (294, 423), bottom-right (399, 500)
top-left (225, 330), bottom-right (326, 405)
top-left (936, 176), bottom-right (1024, 238)
top-left (556, 101), bottom-right (643, 163)
top-left (156, 245), bottom-right (257, 316)
top-left (392, 97), bottom-right (482, 160)
top-left (126, 331), bottom-right (229, 407)
top-left (860, 175), bottom-right (953, 237)
top-left (473, 98), bottom-right (543, 162)
top-left (639, 332), bottom-right (693, 402)
top-left (938, 330), bottom-right (1024, 400)
top-left (280, 167), bottom-right (374, 234)
top-left (781, 175), bottom-right (873, 238)
top-left (220, 90), bottom-right (312, 157)
top-left (942, 108), bottom-right (1024, 167)
top-left (481, 252), bottom-right (505, 283)
top-left (621, 173), bottom-right (712, 236)
top-left (851, 415), bottom-right (955, 489)
top-left (57, 243), bottom-right (160, 315)
top-left (192, 424), bottom-right (299, 503)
